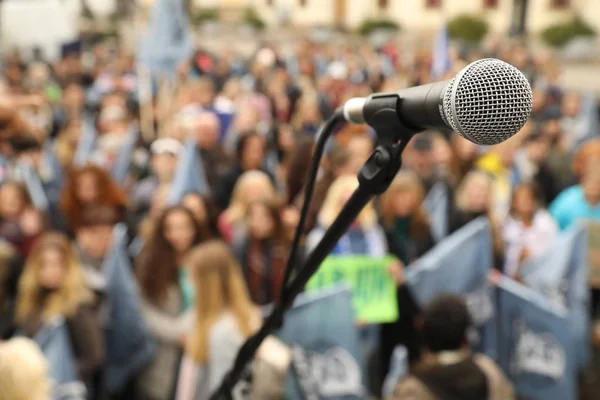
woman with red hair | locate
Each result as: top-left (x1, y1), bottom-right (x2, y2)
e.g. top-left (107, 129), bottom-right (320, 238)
top-left (60, 164), bottom-right (127, 232)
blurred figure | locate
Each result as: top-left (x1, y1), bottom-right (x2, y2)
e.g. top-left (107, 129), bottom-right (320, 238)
top-left (451, 135), bottom-right (479, 185)
top-left (136, 206), bottom-right (207, 400)
top-left (216, 132), bottom-right (272, 210)
top-left (233, 200), bottom-right (290, 306)
top-left (54, 119), bottom-right (82, 167)
top-left (345, 134), bottom-right (375, 176)
top-left (182, 192), bottom-right (219, 238)
top-left (217, 170), bottom-right (277, 243)
top-left (190, 112), bottom-right (230, 190)
top-left (175, 241), bottom-right (261, 400)
top-left (0, 180), bottom-right (44, 258)
top-left (387, 295), bottom-right (514, 400)
top-left (551, 163), bottom-right (600, 231)
top-left (60, 164), bottom-right (127, 232)
top-left (560, 92), bottom-right (593, 151)
top-left (451, 171), bottom-right (505, 270)
top-left (0, 337), bottom-right (51, 400)
top-left (132, 138), bottom-right (182, 214)
top-left (0, 241), bottom-right (20, 339)
top-left (279, 134), bottom-right (314, 205)
top-left (307, 175), bottom-right (387, 257)
top-left (16, 232), bottom-right (104, 394)
top-left (513, 130), bottom-right (559, 204)
top-left (503, 183), bottom-right (558, 279)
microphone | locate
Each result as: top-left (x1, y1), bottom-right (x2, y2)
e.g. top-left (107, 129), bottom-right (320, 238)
top-left (343, 58), bottom-right (533, 145)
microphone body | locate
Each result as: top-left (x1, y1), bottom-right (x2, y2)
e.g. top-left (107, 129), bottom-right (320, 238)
top-left (343, 58), bottom-right (533, 146)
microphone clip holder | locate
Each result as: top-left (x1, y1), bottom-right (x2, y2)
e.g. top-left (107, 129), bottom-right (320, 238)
top-left (211, 110), bottom-right (414, 399)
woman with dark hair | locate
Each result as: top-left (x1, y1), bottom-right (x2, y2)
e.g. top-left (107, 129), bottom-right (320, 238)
top-left (181, 192), bottom-right (219, 239)
top-left (60, 164), bottom-right (127, 232)
top-left (136, 206), bottom-right (208, 400)
top-left (215, 132), bottom-right (273, 210)
top-left (233, 199), bottom-right (291, 306)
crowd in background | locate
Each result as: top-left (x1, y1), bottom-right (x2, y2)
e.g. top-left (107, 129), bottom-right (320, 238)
top-left (0, 27), bottom-right (599, 400)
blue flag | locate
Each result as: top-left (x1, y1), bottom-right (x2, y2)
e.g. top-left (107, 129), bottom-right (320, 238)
top-left (520, 223), bottom-right (590, 368)
top-left (138, 0), bottom-right (194, 77)
top-left (73, 113), bottom-right (98, 167)
top-left (20, 162), bottom-right (49, 211)
top-left (168, 138), bottom-right (210, 205)
top-left (34, 317), bottom-right (87, 400)
top-left (424, 181), bottom-right (449, 243)
top-left (103, 224), bottom-right (155, 393)
top-left (278, 285), bottom-right (365, 399)
top-left (431, 24), bottom-right (451, 80)
top-left (405, 217), bottom-right (496, 358)
top-left (112, 125), bottom-right (139, 184)
top-left (496, 276), bottom-right (576, 400)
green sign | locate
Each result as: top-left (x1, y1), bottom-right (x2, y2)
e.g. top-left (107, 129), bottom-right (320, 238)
top-left (306, 255), bottom-right (398, 323)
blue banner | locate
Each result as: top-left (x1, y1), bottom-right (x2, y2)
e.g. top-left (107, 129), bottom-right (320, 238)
top-left (520, 223), bottom-right (590, 368)
top-left (73, 113), bottom-right (97, 167)
top-left (405, 217), bottom-right (496, 358)
top-left (112, 125), bottom-right (139, 184)
top-left (168, 138), bottom-right (210, 205)
top-left (496, 277), bottom-right (576, 400)
top-left (423, 181), bottom-right (449, 243)
top-left (138, 0), bottom-right (194, 77)
top-left (34, 317), bottom-right (87, 400)
top-left (277, 285), bottom-right (365, 400)
top-left (103, 224), bottom-right (155, 393)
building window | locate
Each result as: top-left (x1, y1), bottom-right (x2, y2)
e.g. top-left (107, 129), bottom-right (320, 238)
top-left (378, 0), bottom-right (389, 9)
top-left (300, 0), bottom-right (307, 7)
top-left (426, 0), bottom-right (442, 9)
top-left (551, 0), bottom-right (570, 7)
top-left (483, 0), bottom-right (498, 9)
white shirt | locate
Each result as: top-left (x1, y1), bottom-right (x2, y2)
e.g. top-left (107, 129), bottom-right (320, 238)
top-left (503, 210), bottom-right (559, 277)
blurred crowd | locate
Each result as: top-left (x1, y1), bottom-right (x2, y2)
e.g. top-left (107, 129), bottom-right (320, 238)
top-left (0, 31), bottom-right (599, 400)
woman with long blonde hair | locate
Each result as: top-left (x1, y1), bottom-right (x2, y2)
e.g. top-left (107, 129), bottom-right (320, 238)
top-left (175, 240), bottom-right (259, 400)
top-left (217, 170), bottom-right (277, 243)
top-left (15, 232), bottom-right (104, 395)
top-left (306, 174), bottom-right (387, 256)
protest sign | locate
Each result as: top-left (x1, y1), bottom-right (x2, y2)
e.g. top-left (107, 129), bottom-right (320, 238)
top-left (305, 255), bottom-right (398, 323)
top-left (404, 217), bottom-right (497, 358)
top-left (278, 285), bottom-right (365, 400)
top-left (588, 221), bottom-right (600, 288)
top-left (496, 277), bottom-right (576, 400)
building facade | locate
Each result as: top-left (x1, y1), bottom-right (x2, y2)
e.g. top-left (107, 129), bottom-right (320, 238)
top-left (190, 0), bottom-right (600, 33)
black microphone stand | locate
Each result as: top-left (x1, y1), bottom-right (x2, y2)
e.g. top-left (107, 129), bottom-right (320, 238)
top-left (211, 95), bottom-right (415, 399)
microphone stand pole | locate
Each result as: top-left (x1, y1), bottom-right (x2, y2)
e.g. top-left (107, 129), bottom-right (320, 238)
top-left (211, 97), bottom-right (414, 399)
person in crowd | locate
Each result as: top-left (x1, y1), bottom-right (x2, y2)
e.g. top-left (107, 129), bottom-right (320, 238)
top-left (279, 134), bottom-right (314, 205)
top-left (191, 112), bottom-right (230, 191)
top-left (345, 134), bottom-right (375, 176)
top-left (451, 135), bottom-right (479, 185)
top-left (403, 134), bottom-right (441, 193)
top-left (387, 294), bottom-right (515, 400)
top-left (0, 337), bottom-right (52, 400)
top-left (15, 232), bottom-right (104, 394)
top-left (513, 130), bottom-right (559, 205)
top-left (0, 180), bottom-right (45, 258)
top-left (560, 91), bottom-right (594, 151)
top-left (216, 132), bottom-right (271, 210)
top-left (54, 118), bottom-right (81, 167)
top-left (233, 199), bottom-right (291, 306)
top-left (136, 206), bottom-right (207, 400)
top-left (451, 170), bottom-right (505, 270)
top-left (476, 135), bottom-right (522, 221)
top-left (217, 170), bottom-right (277, 243)
top-left (503, 183), bottom-right (558, 279)
top-left (131, 138), bottom-right (182, 216)
top-left (378, 171), bottom-right (435, 375)
top-left (175, 240), bottom-right (262, 400)
top-left (60, 164), bottom-right (127, 233)
top-left (550, 162), bottom-right (600, 230)
top-left (0, 241), bottom-right (20, 339)
top-left (307, 174), bottom-right (387, 256)
top-left (181, 192), bottom-right (220, 238)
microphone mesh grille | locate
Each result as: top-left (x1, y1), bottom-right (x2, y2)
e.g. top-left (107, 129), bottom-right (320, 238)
top-left (442, 58), bottom-right (533, 145)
